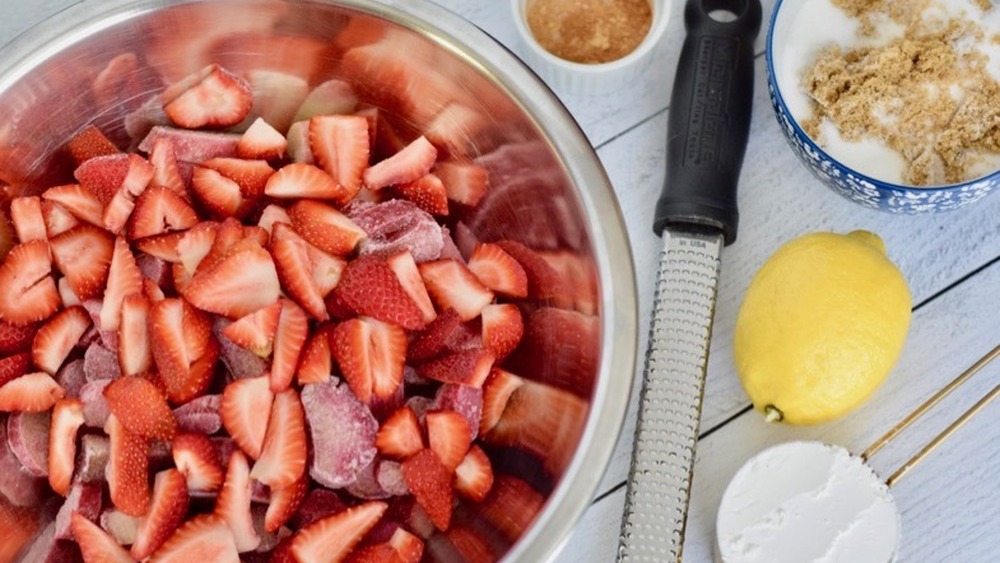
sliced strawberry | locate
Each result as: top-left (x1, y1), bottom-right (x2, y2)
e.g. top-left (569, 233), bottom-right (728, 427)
top-left (289, 501), bottom-right (388, 563)
top-left (481, 303), bottom-right (524, 361)
top-left (131, 469), bottom-right (190, 559)
top-left (71, 512), bottom-right (135, 563)
top-left (42, 184), bottom-right (105, 227)
top-left (148, 298), bottom-right (219, 404)
top-left (134, 231), bottom-right (185, 263)
top-left (364, 136), bottom-right (437, 191)
top-left (478, 475), bottom-right (544, 542)
top-left (467, 243), bottom-right (528, 298)
top-left (335, 256), bottom-right (425, 330)
top-left (75, 153), bottom-right (130, 205)
top-left (426, 409), bottom-right (472, 472)
top-left (454, 445), bottom-right (493, 502)
top-left (0, 372), bottom-right (65, 412)
top-left (220, 375), bottom-right (274, 460)
top-left (41, 200), bottom-right (80, 238)
top-left (221, 301), bottom-right (280, 358)
top-left (66, 125), bottom-right (120, 165)
top-left (0, 352), bottom-right (31, 387)
top-left (58, 278), bottom-right (81, 308)
top-left (49, 224), bottom-right (114, 301)
top-left (147, 514), bottom-right (239, 562)
top-left (191, 158), bottom-right (274, 219)
top-left (263, 475), bottom-right (308, 534)
top-left (163, 64), bottom-right (253, 129)
top-left (348, 544), bottom-right (404, 563)
top-left (183, 240), bottom-right (281, 319)
top-left (270, 223), bottom-right (329, 320)
top-left (264, 162), bottom-right (352, 203)
top-left (103, 154), bottom-right (155, 235)
top-left (9, 197), bottom-right (46, 245)
top-left (388, 528), bottom-right (424, 563)
top-left (215, 450), bottom-right (261, 553)
top-left (386, 250), bottom-right (436, 325)
top-left (126, 186), bottom-right (198, 240)
top-left (407, 308), bottom-right (462, 363)
top-left (296, 323), bottom-right (334, 385)
top-left (250, 387), bottom-right (307, 489)
top-left (48, 397), bottom-right (85, 496)
top-left (172, 432), bottom-right (224, 492)
top-left (434, 160), bottom-right (489, 206)
top-left (31, 305), bottom-right (90, 374)
top-left (138, 126), bottom-right (241, 164)
top-left (395, 173), bottom-right (449, 216)
top-left (310, 114), bottom-right (370, 197)
top-left (401, 449), bottom-right (452, 531)
top-left (174, 221), bottom-right (219, 272)
top-left (0, 240), bottom-right (60, 326)
top-left (288, 199), bottom-right (366, 256)
top-left (332, 317), bottom-right (406, 404)
top-left (257, 204), bottom-right (291, 235)
top-left (269, 299), bottom-right (309, 393)
top-left (417, 349), bottom-right (494, 388)
top-left (286, 121), bottom-right (314, 164)
top-left (106, 413), bottom-right (150, 517)
top-left (307, 242), bottom-right (347, 297)
top-left (147, 138), bottom-right (188, 198)
top-left (479, 368), bottom-right (524, 435)
top-left (418, 259), bottom-right (494, 322)
top-left (101, 236), bottom-right (144, 331)
top-left (119, 293), bottom-right (152, 376)
top-left (104, 376), bottom-right (178, 440)
top-left (0, 322), bottom-right (37, 355)
top-left (375, 406), bottom-right (424, 459)
top-left (237, 117), bottom-right (287, 159)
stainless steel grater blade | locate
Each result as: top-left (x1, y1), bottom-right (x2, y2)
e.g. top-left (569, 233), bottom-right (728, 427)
top-left (617, 231), bottom-right (723, 562)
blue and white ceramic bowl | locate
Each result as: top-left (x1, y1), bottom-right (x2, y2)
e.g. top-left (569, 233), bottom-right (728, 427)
top-left (765, 0), bottom-right (1000, 214)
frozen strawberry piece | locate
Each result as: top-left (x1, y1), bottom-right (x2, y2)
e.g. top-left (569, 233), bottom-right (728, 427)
top-left (75, 434), bottom-right (110, 483)
top-left (345, 457), bottom-right (389, 500)
top-left (100, 508), bottom-right (141, 546)
top-left (433, 384), bottom-right (483, 440)
top-left (16, 521), bottom-right (81, 563)
top-left (84, 344), bottom-right (122, 382)
top-left (348, 200), bottom-right (443, 263)
top-left (80, 379), bottom-right (112, 428)
top-left (6, 411), bottom-right (50, 477)
top-left (138, 126), bottom-right (241, 164)
top-left (251, 503), bottom-right (287, 553)
top-left (290, 488), bottom-right (347, 530)
top-left (81, 299), bottom-right (119, 351)
top-left (301, 380), bottom-right (378, 489)
top-left (376, 460), bottom-right (409, 497)
top-left (55, 358), bottom-right (87, 397)
top-left (439, 226), bottom-right (464, 263)
top-left (0, 419), bottom-right (47, 507)
top-left (53, 482), bottom-right (103, 540)
top-left (402, 365), bottom-right (431, 387)
top-left (388, 497), bottom-right (435, 541)
top-left (405, 396), bottom-right (434, 425)
top-left (213, 317), bottom-right (269, 380)
top-left (136, 252), bottom-right (172, 288)
top-left (213, 437), bottom-right (238, 473)
top-left (250, 478), bottom-right (270, 504)
top-left (166, 394), bottom-right (220, 436)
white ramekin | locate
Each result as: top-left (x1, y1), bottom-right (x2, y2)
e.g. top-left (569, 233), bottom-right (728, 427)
top-left (510, 0), bottom-right (672, 96)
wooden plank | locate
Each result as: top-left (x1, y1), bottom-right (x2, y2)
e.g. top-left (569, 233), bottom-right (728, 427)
top-left (557, 256), bottom-right (1000, 562)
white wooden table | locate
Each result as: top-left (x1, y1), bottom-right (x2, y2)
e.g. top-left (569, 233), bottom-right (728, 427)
top-left (4, 1), bottom-right (1000, 561)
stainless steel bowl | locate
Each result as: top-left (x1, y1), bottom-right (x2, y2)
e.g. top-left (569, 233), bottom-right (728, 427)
top-left (0, 1), bottom-right (637, 560)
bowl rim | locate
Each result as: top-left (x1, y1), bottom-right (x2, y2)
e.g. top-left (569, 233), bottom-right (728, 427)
top-left (765, 0), bottom-right (998, 194)
top-left (0, 1), bottom-right (639, 562)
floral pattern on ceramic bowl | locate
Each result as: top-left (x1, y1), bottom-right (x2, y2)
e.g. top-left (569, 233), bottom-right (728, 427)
top-left (764, 0), bottom-right (1000, 214)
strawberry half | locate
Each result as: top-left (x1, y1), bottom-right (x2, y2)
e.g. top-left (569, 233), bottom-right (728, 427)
top-left (335, 255), bottom-right (426, 330)
top-left (296, 323), bottom-right (334, 385)
top-left (41, 200), bottom-right (80, 238)
top-left (215, 450), bottom-right (261, 553)
top-left (75, 153), bottom-right (130, 206)
top-left (31, 305), bottom-right (90, 375)
top-left (183, 239), bottom-right (281, 319)
top-left (148, 298), bottom-right (219, 404)
top-left (418, 259), bottom-right (494, 322)
top-left (289, 501), bottom-right (388, 563)
top-left (221, 301), bottom-right (281, 357)
top-left (250, 387), bottom-right (307, 488)
top-left (264, 162), bottom-right (352, 203)
top-left (386, 251), bottom-right (436, 325)
top-left (131, 469), bottom-right (190, 560)
top-left (309, 114), bottom-right (370, 197)
top-left (10, 196), bottom-right (47, 243)
top-left (49, 225), bottom-right (114, 302)
top-left (417, 349), bottom-right (494, 388)
top-left (104, 376), bottom-right (178, 440)
top-left (375, 405), bottom-right (424, 459)
top-left (401, 449), bottom-right (453, 531)
top-left (71, 512), bottom-right (135, 563)
top-left (148, 514), bottom-right (240, 562)
top-left (163, 64), bottom-right (253, 129)
top-left (48, 397), bottom-right (85, 496)
top-left (265, 475), bottom-right (308, 534)
top-left (364, 136), bottom-right (438, 191)
top-left (66, 124), bottom-right (120, 166)
top-left (172, 432), bottom-right (225, 492)
top-left (467, 243), bottom-right (528, 298)
top-left (332, 317), bottom-right (406, 404)
top-left (0, 240), bottom-right (61, 326)
top-left (106, 413), bottom-right (151, 517)
top-left (147, 138), bottom-right (188, 198)
top-left (0, 372), bottom-right (66, 412)
top-left (119, 293), bottom-right (153, 376)
top-left (102, 154), bottom-right (154, 235)
top-left (270, 222), bottom-right (329, 320)
top-left (481, 303), bottom-right (524, 361)
top-left (237, 117), bottom-right (287, 160)
top-left (257, 204), bottom-right (291, 235)
top-left (287, 198), bottom-right (366, 256)
top-left (101, 236), bottom-right (144, 331)
top-left (191, 158), bottom-right (274, 220)
top-left (42, 184), bottom-right (105, 227)
top-left (126, 185), bottom-right (198, 240)
top-left (269, 299), bottom-right (309, 393)
top-left (220, 375), bottom-right (274, 460)
top-left (426, 409), bottom-right (472, 472)
top-left (395, 173), bottom-right (449, 216)
top-left (454, 444), bottom-right (493, 502)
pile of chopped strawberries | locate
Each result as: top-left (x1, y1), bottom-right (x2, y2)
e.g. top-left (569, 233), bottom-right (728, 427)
top-left (0, 57), bottom-right (596, 563)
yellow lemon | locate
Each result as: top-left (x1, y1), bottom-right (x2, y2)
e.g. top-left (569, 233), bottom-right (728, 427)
top-left (734, 230), bottom-right (911, 425)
